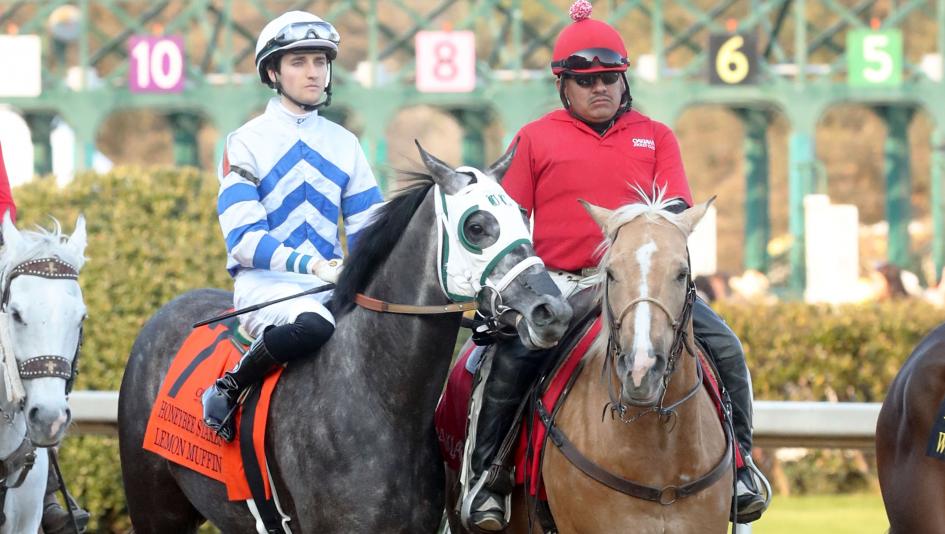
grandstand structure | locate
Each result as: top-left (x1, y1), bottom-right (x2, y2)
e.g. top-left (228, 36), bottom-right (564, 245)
top-left (1, 0), bottom-right (943, 292)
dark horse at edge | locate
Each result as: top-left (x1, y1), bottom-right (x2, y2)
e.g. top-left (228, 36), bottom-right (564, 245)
top-left (117, 146), bottom-right (572, 533)
top-left (877, 322), bottom-right (945, 534)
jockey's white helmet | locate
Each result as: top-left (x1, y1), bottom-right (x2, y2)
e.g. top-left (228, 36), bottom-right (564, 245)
top-left (255, 11), bottom-right (340, 85)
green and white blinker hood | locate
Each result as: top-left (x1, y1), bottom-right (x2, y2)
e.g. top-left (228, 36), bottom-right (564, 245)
top-left (434, 167), bottom-right (544, 302)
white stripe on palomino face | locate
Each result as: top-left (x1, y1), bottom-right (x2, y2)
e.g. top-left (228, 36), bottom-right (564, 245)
top-left (631, 240), bottom-right (658, 387)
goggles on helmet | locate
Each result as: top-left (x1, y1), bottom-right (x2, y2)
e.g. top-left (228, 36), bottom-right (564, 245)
top-left (551, 47), bottom-right (628, 71)
top-left (268, 21), bottom-right (339, 47)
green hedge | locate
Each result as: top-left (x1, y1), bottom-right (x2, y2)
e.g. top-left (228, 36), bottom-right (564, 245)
top-left (11, 168), bottom-right (945, 529)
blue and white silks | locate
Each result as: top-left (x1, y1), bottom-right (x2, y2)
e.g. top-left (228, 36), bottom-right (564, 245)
top-left (217, 98), bottom-right (383, 335)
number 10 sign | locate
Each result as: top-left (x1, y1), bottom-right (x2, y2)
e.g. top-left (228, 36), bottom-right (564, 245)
top-left (128, 35), bottom-right (185, 93)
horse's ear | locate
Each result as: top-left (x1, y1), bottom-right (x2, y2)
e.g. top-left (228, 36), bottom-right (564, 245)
top-left (678, 197), bottom-right (716, 235)
top-left (579, 200), bottom-right (614, 234)
top-left (1, 210), bottom-right (21, 251)
top-left (486, 138), bottom-right (520, 183)
top-left (415, 140), bottom-right (469, 194)
top-left (68, 214), bottom-right (87, 256)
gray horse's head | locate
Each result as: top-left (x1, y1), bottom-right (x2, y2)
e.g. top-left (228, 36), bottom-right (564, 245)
top-left (417, 142), bottom-right (571, 349)
top-left (0, 213), bottom-right (87, 446)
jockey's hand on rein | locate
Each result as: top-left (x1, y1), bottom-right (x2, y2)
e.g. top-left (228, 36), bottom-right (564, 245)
top-left (309, 258), bottom-right (343, 283)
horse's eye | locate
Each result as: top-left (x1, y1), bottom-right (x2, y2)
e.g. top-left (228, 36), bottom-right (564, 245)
top-left (11, 309), bottom-right (23, 324)
top-left (468, 224), bottom-right (484, 236)
top-left (676, 270), bottom-right (689, 282)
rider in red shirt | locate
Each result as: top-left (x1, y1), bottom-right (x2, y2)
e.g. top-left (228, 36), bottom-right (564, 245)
top-left (0, 142), bottom-right (90, 533)
top-left (460, 2), bottom-right (768, 530)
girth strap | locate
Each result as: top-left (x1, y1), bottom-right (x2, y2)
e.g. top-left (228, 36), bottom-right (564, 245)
top-left (536, 400), bottom-right (732, 505)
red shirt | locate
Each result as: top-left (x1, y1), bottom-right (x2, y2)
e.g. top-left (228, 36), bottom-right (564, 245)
top-left (502, 109), bottom-right (692, 272)
top-left (0, 143), bottom-right (15, 222)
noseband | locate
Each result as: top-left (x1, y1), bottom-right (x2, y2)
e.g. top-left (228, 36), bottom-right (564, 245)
top-left (0, 258), bottom-right (81, 387)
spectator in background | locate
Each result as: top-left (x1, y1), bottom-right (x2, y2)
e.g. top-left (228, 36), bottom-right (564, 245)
top-left (0, 142), bottom-right (90, 533)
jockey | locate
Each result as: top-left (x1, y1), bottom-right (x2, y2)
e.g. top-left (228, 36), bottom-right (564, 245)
top-left (461, 1), bottom-right (769, 530)
top-left (0, 142), bottom-right (90, 533)
top-left (201, 10), bottom-right (384, 441)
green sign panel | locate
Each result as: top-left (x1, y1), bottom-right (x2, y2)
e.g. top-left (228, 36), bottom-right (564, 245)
top-left (847, 29), bottom-right (903, 87)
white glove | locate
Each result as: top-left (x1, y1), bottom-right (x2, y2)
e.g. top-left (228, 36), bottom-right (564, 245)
top-left (309, 258), bottom-right (343, 283)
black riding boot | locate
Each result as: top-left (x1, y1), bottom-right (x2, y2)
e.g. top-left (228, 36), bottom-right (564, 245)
top-left (201, 336), bottom-right (280, 442)
top-left (692, 298), bottom-right (768, 522)
top-left (42, 456), bottom-right (90, 534)
top-left (464, 339), bottom-right (545, 532)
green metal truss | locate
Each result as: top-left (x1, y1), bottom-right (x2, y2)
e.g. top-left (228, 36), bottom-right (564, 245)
top-left (0, 0), bottom-right (943, 290)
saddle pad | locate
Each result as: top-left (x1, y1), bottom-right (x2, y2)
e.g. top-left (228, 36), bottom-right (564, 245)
top-left (142, 319), bottom-right (284, 501)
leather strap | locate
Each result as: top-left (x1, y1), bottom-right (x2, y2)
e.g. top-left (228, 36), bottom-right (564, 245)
top-left (0, 437), bottom-right (36, 488)
top-left (537, 400), bottom-right (732, 505)
top-left (354, 293), bottom-right (477, 315)
top-left (18, 355), bottom-right (72, 380)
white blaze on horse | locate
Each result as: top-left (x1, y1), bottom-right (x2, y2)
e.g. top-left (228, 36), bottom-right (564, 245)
top-left (0, 213), bottom-right (87, 534)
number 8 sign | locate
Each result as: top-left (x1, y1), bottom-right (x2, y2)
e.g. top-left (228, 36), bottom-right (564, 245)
top-left (415, 31), bottom-right (476, 93)
top-left (129, 35), bottom-right (185, 93)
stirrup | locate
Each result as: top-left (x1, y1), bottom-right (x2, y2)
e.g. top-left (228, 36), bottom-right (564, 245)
top-left (460, 475), bottom-right (511, 532)
top-left (733, 458), bottom-right (772, 524)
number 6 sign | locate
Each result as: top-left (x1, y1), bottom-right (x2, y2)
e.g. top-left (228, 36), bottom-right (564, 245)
top-left (415, 31), bottom-right (476, 93)
top-left (128, 35), bottom-right (185, 93)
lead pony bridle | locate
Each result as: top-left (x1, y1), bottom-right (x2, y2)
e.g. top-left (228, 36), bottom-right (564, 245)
top-left (537, 227), bottom-right (733, 507)
top-left (1, 258), bottom-right (82, 391)
top-left (0, 257), bottom-right (83, 526)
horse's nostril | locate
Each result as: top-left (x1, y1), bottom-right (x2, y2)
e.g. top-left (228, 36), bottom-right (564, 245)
top-left (28, 407), bottom-right (39, 422)
top-left (531, 303), bottom-right (553, 326)
top-left (65, 407), bottom-right (72, 420)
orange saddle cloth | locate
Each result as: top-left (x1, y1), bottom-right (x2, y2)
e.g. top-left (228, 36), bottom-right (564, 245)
top-left (142, 318), bottom-right (284, 501)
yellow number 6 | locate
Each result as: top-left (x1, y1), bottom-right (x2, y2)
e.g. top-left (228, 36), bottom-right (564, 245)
top-left (716, 35), bottom-right (749, 84)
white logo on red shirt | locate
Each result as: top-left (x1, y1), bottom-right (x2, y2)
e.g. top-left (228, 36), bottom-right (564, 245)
top-left (632, 138), bottom-right (656, 150)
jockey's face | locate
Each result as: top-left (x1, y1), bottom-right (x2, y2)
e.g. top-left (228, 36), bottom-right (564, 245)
top-left (558, 72), bottom-right (623, 124)
top-left (270, 51), bottom-right (328, 112)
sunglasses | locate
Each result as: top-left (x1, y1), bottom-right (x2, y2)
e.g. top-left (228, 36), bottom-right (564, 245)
top-left (270, 21), bottom-right (340, 46)
top-left (551, 47), bottom-right (629, 71)
top-left (569, 72), bottom-right (622, 87)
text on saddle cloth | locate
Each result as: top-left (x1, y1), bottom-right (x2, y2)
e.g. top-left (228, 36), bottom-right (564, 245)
top-left (142, 318), bottom-right (284, 501)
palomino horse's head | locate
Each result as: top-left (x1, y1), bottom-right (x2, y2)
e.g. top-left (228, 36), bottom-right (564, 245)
top-left (417, 142), bottom-right (572, 349)
top-left (584, 192), bottom-right (713, 406)
top-left (0, 213), bottom-right (87, 446)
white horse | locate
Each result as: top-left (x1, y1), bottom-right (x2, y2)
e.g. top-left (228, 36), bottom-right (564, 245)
top-left (0, 213), bottom-right (87, 534)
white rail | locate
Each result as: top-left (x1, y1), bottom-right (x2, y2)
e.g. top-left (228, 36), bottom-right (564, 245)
top-left (66, 392), bottom-right (882, 449)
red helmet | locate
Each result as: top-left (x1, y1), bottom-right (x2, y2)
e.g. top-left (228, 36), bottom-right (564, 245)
top-left (551, 1), bottom-right (629, 75)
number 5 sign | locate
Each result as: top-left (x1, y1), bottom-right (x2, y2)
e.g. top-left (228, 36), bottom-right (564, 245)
top-left (847, 29), bottom-right (902, 87)
top-left (415, 31), bottom-right (476, 93)
top-left (129, 35), bottom-right (185, 93)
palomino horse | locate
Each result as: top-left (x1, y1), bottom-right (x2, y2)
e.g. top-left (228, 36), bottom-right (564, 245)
top-left (118, 145), bottom-right (572, 533)
top-left (0, 213), bottom-right (87, 534)
top-left (877, 322), bottom-right (945, 533)
top-left (446, 194), bottom-right (733, 533)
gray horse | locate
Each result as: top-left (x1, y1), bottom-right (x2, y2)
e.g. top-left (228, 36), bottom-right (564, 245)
top-left (117, 145), bottom-right (572, 533)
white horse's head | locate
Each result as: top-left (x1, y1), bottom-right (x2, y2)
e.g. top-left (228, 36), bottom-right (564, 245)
top-left (0, 213), bottom-right (87, 446)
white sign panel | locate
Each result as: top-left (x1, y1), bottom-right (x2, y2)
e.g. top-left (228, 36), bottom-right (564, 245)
top-left (415, 31), bottom-right (476, 93)
top-left (804, 195), bottom-right (861, 304)
top-left (0, 107), bottom-right (34, 186)
top-left (688, 204), bottom-right (717, 276)
top-left (0, 35), bottom-right (42, 97)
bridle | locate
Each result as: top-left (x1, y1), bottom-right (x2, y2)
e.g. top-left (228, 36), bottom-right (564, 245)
top-left (602, 264), bottom-right (699, 424)
top-left (0, 257), bottom-right (82, 397)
